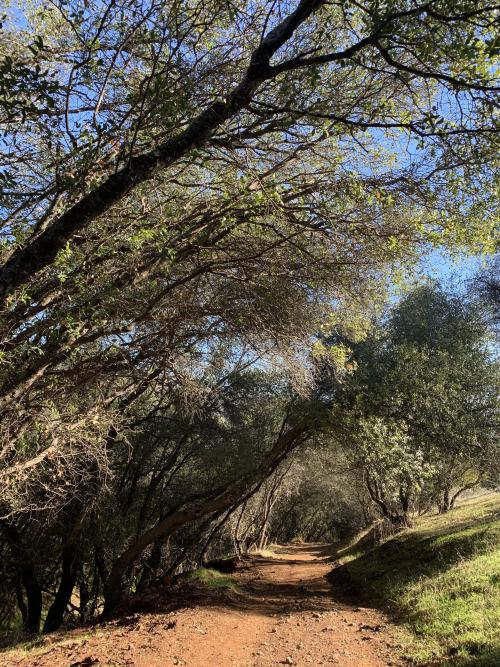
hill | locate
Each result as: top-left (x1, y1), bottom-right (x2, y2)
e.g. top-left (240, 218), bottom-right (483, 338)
top-left (331, 494), bottom-right (500, 666)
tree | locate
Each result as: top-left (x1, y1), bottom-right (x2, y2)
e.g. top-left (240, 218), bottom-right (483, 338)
top-left (348, 417), bottom-right (435, 527)
top-left (1, 0), bottom-right (497, 301)
top-left (340, 285), bottom-right (499, 525)
top-left (474, 255), bottom-right (500, 332)
top-left (1, 0), bottom-right (499, 629)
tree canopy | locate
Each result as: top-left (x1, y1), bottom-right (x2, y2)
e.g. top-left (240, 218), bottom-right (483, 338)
top-left (0, 0), bottom-right (498, 639)
top-left (338, 285), bottom-right (499, 524)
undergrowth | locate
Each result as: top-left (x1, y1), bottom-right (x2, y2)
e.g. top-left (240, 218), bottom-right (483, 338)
top-left (188, 567), bottom-right (238, 590)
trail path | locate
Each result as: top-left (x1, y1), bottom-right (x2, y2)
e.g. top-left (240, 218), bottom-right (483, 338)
top-left (2, 545), bottom-right (403, 667)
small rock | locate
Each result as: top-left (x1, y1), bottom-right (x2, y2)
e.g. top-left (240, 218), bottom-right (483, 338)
top-left (282, 658), bottom-right (294, 665)
top-left (164, 620), bottom-right (177, 630)
top-left (69, 659), bottom-right (99, 667)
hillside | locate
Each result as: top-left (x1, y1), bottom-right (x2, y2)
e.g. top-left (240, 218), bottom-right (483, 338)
top-left (332, 494), bottom-right (500, 666)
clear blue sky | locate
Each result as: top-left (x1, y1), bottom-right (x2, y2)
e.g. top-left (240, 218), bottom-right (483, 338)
top-left (421, 250), bottom-right (487, 286)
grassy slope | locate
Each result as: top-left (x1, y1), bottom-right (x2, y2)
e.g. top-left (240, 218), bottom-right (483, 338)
top-left (334, 494), bottom-right (500, 666)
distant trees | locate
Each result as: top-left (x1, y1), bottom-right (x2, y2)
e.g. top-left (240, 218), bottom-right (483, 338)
top-left (340, 285), bottom-right (499, 526)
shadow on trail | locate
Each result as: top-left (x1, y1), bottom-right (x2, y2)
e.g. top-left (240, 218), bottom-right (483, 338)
top-left (130, 545), bottom-right (350, 619)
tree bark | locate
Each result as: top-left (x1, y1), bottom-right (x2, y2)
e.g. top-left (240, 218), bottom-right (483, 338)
top-left (20, 563), bottom-right (42, 635)
top-left (43, 544), bottom-right (79, 633)
top-left (0, 509), bottom-right (42, 634)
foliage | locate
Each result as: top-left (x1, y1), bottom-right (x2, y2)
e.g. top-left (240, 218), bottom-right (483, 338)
top-left (337, 285), bottom-right (499, 524)
top-left (348, 417), bottom-right (435, 524)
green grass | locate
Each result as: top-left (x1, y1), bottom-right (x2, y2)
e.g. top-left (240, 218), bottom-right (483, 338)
top-left (334, 494), bottom-right (500, 666)
top-left (188, 567), bottom-right (238, 590)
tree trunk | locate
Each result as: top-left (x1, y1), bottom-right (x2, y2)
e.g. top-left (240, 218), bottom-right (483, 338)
top-left (79, 574), bottom-right (90, 623)
top-left (199, 508), bottom-right (234, 565)
top-left (364, 473), bottom-right (410, 529)
top-left (439, 486), bottom-right (451, 513)
top-left (20, 564), bottom-right (43, 634)
top-left (0, 508), bottom-right (42, 634)
top-left (15, 573), bottom-right (28, 629)
top-left (43, 544), bottom-right (79, 633)
top-left (233, 502), bottom-right (247, 556)
top-left (136, 540), bottom-right (163, 593)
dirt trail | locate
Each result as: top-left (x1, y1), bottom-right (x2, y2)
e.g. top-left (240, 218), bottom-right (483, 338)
top-left (2, 545), bottom-right (403, 667)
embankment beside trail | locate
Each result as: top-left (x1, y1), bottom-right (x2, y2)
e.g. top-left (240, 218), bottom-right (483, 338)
top-left (330, 494), bottom-right (500, 666)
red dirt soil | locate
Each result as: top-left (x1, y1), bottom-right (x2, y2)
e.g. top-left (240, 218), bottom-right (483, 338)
top-left (1, 545), bottom-right (404, 667)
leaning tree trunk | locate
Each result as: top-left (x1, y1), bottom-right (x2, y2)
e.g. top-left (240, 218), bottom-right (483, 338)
top-left (0, 0), bottom-right (326, 305)
top-left (449, 475), bottom-right (482, 511)
top-left (102, 418), bottom-right (314, 617)
top-left (233, 502), bottom-right (247, 556)
top-left (254, 465), bottom-right (289, 551)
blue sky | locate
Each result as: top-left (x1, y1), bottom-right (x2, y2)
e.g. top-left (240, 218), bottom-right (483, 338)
top-left (387, 249), bottom-right (493, 304)
top-left (421, 250), bottom-right (487, 285)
